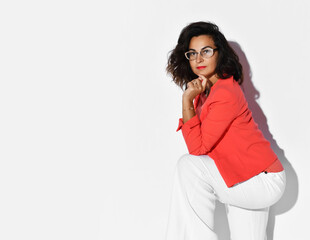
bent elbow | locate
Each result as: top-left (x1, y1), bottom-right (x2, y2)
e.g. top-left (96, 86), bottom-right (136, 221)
top-left (188, 146), bottom-right (209, 156)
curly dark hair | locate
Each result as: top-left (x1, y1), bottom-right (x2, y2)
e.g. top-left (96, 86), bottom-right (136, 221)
top-left (166, 21), bottom-right (243, 90)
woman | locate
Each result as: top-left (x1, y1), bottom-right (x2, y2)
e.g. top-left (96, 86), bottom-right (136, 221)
top-left (165, 21), bottom-right (286, 240)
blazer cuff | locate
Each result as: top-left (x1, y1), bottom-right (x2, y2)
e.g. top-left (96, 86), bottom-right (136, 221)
top-left (176, 115), bottom-right (200, 132)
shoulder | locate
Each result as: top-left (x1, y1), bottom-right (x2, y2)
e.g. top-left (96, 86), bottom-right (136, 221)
top-left (209, 77), bottom-right (242, 102)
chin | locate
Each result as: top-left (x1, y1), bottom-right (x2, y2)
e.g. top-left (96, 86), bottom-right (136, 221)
top-left (194, 71), bottom-right (210, 77)
top-left (201, 72), bottom-right (213, 78)
top-left (206, 72), bottom-right (217, 78)
top-left (193, 70), bottom-right (215, 79)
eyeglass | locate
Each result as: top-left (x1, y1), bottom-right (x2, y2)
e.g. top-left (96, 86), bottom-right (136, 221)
top-left (184, 47), bottom-right (218, 61)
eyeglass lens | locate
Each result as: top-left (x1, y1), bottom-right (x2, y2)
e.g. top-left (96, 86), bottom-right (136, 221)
top-left (186, 48), bottom-right (214, 60)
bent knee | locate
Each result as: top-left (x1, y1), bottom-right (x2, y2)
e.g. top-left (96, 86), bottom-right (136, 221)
top-left (177, 153), bottom-right (192, 165)
top-left (176, 154), bottom-right (198, 172)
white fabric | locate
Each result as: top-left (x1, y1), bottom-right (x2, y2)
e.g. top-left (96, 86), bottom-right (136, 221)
top-left (165, 154), bottom-right (286, 240)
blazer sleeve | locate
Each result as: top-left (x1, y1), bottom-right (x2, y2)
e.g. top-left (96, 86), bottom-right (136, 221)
top-left (176, 88), bottom-right (240, 155)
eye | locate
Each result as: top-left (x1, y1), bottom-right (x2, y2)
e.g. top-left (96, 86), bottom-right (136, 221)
top-left (202, 48), bottom-right (213, 56)
top-left (188, 52), bottom-right (197, 56)
top-left (185, 51), bottom-right (198, 60)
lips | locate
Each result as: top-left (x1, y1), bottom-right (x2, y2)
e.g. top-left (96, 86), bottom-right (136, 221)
top-left (197, 66), bottom-right (206, 69)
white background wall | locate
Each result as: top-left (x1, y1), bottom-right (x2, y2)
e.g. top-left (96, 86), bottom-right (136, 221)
top-left (0, 0), bottom-right (309, 239)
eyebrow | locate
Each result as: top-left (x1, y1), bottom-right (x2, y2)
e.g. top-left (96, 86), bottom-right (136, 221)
top-left (188, 46), bottom-right (213, 51)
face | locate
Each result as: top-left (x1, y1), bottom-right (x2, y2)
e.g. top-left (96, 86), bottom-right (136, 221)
top-left (187, 35), bottom-right (219, 81)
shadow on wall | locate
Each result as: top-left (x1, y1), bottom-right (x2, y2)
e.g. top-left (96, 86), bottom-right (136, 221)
top-left (213, 41), bottom-right (299, 240)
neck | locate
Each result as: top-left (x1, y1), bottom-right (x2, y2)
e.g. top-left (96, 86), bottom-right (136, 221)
top-left (208, 74), bottom-right (219, 85)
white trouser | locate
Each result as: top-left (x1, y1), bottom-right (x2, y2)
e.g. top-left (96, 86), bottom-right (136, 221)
top-left (165, 154), bottom-right (286, 240)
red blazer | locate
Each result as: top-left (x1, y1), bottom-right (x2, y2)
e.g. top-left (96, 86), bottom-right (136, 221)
top-left (177, 76), bottom-right (279, 187)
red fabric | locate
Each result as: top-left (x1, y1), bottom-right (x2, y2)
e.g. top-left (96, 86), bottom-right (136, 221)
top-left (176, 76), bottom-right (283, 187)
top-left (196, 90), bottom-right (283, 174)
top-left (264, 158), bottom-right (283, 173)
top-left (195, 92), bottom-right (207, 119)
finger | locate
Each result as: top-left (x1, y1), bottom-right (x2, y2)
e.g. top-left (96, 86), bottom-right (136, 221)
top-left (192, 79), bottom-right (202, 92)
top-left (198, 75), bottom-right (208, 91)
top-left (190, 80), bottom-right (197, 86)
top-left (193, 81), bottom-right (201, 89)
top-left (187, 81), bottom-right (195, 89)
top-left (193, 77), bottom-right (202, 84)
top-left (198, 75), bottom-right (207, 84)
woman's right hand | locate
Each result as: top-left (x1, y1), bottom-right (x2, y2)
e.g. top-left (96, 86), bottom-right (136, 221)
top-left (183, 75), bottom-right (208, 101)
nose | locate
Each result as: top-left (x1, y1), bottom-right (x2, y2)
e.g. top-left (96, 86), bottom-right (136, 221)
top-left (196, 52), bottom-right (203, 63)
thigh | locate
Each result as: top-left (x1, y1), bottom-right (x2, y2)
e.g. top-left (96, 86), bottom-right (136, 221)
top-left (197, 155), bottom-right (286, 209)
top-left (226, 204), bottom-right (269, 240)
top-left (196, 155), bottom-right (250, 206)
top-left (221, 171), bottom-right (286, 209)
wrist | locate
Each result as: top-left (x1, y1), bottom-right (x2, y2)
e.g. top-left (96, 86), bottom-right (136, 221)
top-left (182, 94), bottom-right (194, 102)
top-left (182, 96), bottom-right (195, 112)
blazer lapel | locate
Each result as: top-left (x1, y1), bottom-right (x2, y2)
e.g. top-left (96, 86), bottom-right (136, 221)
top-left (193, 94), bottom-right (200, 110)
